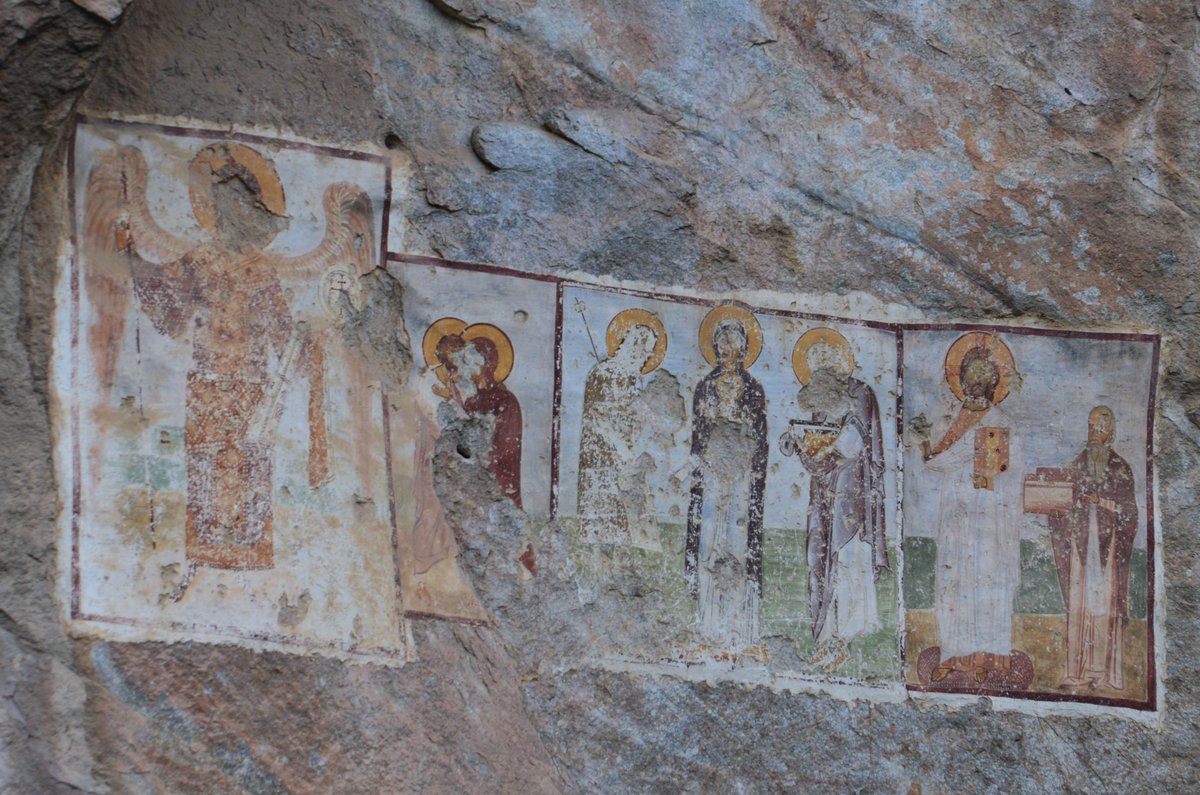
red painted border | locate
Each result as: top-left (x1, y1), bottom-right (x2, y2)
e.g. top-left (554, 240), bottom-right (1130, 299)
top-left (900, 327), bottom-right (1160, 711)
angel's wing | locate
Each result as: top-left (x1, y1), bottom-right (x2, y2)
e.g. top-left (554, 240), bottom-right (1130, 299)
top-left (83, 145), bottom-right (193, 266)
top-left (82, 146), bottom-right (198, 387)
top-left (274, 182), bottom-right (378, 277)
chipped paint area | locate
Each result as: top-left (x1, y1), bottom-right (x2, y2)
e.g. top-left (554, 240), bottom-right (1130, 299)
top-left (52, 123), bottom-right (1162, 713)
top-left (390, 259), bottom-right (1161, 717)
top-left (55, 118), bottom-right (405, 663)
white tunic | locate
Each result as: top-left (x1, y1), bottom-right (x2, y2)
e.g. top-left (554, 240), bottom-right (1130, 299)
top-left (924, 408), bottom-right (1023, 659)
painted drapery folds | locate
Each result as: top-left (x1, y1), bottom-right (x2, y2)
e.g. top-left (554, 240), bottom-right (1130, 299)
top-left (57, 117), bottom-right (1159, 713)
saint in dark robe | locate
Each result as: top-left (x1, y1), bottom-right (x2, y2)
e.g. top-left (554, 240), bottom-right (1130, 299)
top-left (684, 310), bottom-right (768, 651)
top-left (780, 333), bottom-right (888, 671)
top-left (1048, 406), bottom-right (1139, 691)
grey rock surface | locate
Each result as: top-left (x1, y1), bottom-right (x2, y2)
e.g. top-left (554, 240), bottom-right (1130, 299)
top-left (2, 0), bottom-right (1199, 791)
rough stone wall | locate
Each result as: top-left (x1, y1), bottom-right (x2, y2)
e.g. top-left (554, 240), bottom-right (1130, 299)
top-left (4, 0), bottom-right (1200, 791)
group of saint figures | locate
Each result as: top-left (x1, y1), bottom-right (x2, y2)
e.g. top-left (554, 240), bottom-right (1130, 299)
top-left (572, 308), bottom-right (1143, 690)
top-left (912, 332), bottom-right (1140, 694)
top-left (574, 303), bottom-right (890, 668)
top-left (82, 134), bottom-right (1144, 692)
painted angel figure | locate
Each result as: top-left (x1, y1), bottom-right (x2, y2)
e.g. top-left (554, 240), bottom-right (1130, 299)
top-left (83, 140), bottom-right (377, 597)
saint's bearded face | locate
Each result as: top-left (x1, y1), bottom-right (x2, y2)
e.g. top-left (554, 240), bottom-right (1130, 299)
top-left (961, 354), bottom-right (999, 403)
top-left (616, 325), bottom-right (656, 372)
top-left (1088, 407), bottom-right (1114, 446)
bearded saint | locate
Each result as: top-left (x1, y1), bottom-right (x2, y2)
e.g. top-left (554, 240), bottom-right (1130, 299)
top-left (1048, 406), bottom-right (1139, 691)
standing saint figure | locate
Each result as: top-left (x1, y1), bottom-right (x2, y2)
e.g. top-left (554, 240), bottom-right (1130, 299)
top-left (915, 332), bottom-right (1029, 687)
top-left (577, 308), bottom-right (672, 548)
top-left (425, 318), bottom-right (523, 509)
top-left (82, 142), bottom-right (376, 595)
top-left (1048, 406), bottom-right (1139, 691)
top-left (684, 305), bottom-right (768, 652)
top-left (779, 328), bottom-right (888, 672)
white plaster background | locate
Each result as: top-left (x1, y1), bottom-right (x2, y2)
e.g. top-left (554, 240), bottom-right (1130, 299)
top-left (901, 329), bottom-right (1156, 547)
top-left (556, 283), bottom-right (900, 542)
top-left (60, 123), bottom-right (402, 660)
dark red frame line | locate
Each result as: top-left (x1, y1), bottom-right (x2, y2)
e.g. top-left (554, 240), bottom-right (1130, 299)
top-left (385, 253), bottom-right (1160, 711)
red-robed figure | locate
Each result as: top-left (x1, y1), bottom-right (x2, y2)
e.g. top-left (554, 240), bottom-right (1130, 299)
top-left (1048, 406), bottom-right (1139, 691)
top-left (434, 325), bottom-right (523, 509)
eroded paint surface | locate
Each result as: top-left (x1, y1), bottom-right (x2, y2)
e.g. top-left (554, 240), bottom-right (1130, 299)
top-left (903, 329), bottom-right (1158, 708)
top-left (557, 283), bottom-right (903, 688)
top-left (59, 119), bottom-right (404, 662)
top-left (56, 128), bottom-right (1159, 709)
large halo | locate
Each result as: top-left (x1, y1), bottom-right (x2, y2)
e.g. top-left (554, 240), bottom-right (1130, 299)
top-left (944, 331), bottom-right (1015, 404)
top-left (698, 304), bottom-right (763, 369)
top-left (792, 327), bottom-right (855, 385)
top-left (463, 322), bottom-right (515, 383)
top-left (188, 142), bottom-right (286, 231)
top-left (422, 317), bottom-right (468, 368)
top-left (605, 308), bottom-right (668, 374)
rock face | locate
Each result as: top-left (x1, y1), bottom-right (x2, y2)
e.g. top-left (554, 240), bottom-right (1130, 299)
top-left (4, 0), bottom-right (1200, 792)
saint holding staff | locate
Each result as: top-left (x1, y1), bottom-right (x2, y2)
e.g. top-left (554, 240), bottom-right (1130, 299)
top-left (576, 307), bottom-right (680, 551)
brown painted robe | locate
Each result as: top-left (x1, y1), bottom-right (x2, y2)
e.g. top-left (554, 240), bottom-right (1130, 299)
top-left (464, 384), bottom-right (523, 509)
top-left (133, 244), bottom-right (295, 569)
top-left (798, 376), bottom-right (888, 641)
top-left (1049, 445), bottom-right (1139, 687)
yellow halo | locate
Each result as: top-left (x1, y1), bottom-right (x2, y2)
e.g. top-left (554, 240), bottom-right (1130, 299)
top-left (422, 317), bottom-right (467, 368)
top-left (462, 322), bottom-right (515, 384)
top-left (792, 327), bottom-right (855, 385)
top-left (698, 304), bottom-right (763, 369)
top-left (189, 142), bottom-right (286, 231)
top-left (944, 331), bottom-right (1015, 404)
top-left (605, 308), bottom-right (668, 374)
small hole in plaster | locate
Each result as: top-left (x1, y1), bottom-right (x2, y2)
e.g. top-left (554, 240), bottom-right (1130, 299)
top-left (384, 133), bottom-right (404, 150)
top-left (457, 444), bottom-right (472, 460)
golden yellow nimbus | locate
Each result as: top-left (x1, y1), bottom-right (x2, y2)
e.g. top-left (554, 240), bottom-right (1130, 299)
top-left (605, 308), bottom-right (668, 374)
top-left (792, 327), bottom-right (855, 384)
top-left (944, 331), bottom-right (1014, 404)
top-left (698, 304), bottom-right (763, 369)
top-left (189, 142), bottom-right (286, 231)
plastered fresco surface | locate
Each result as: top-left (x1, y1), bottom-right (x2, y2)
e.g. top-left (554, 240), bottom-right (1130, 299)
top-left (57, 119), bottom-right (406, 662)
top-left (55, 120), bottom-right (1160, 712)
top-left (391, 258), bottom-right (1161, 715)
